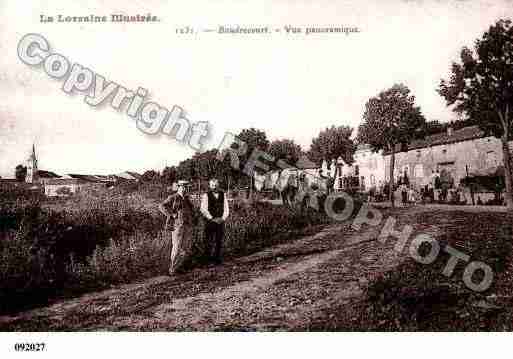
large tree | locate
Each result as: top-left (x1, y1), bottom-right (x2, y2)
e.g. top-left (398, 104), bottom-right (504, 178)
top-left (176, 158), bottom-right (196, 182)
top-left (236, 128), bottom-right (270, 165)
top-left (235, 128), bottom-right (270, 196)
top-left (438, 18), bottom-right (513, 210)
top-left (15, 164), bottom-right (27, 182)
top-left (307, 125), bottom-right (355, 166)
top-left (195, 149), bottom-right (232, 189)
top-left (141, 169), bottom-right (160, 182)
top-left (161, 166), bottom-right (178, 184)
top-left (269, 138), bottom-right (302, 167)
top-left (357, 84), bottom-right (426, 207)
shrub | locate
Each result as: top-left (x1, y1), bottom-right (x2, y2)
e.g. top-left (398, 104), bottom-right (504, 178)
top-left (0, 189), bottom-right (345, 314)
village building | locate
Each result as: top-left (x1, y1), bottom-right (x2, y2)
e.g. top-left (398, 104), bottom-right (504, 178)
top-left (382, 125), bottom-right (513, 203)
top-left (41, 178), bottom-right (83, 197)
top-left (349, 144), bottom-right (386, 191)
top-left (3, 144), bottom-right (141, 197)
top-left (114, 171), bottom-right (143, 182)
top-left (261, 125), bottom-right (512, 204)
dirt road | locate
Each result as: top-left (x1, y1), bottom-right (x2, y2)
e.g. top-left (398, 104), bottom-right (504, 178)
top-left (0, 207), bottom-right (453, 331)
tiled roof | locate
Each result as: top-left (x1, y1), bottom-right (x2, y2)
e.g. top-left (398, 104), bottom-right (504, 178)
top-left (37, 170), bottom-right (61, 178)
top-left (295, 156), bottom-right (318, 169)
top-left (410, 125), bottom-right (484, 149)
top-left (384, 125), bottom-right (485, 154)
top-left (67, 174), bottom-right (103, 182)
top-left (114, 171), bottom-right (142, 181)
top-left (125, 171), bottom-right (143, 180)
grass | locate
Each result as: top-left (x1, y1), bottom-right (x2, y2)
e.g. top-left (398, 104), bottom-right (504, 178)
top-left (348, 210), bottom-right (513, 331)
top-left (0, 186), bottom-right (340, 315)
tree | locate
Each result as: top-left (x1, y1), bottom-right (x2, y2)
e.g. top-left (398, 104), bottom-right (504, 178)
top-left (438, 18), bottom-right (513, 210)
top-left (422, 120), bottom-right (445, 137)
top-left (161, 166), bottom-right (177, 184)
top-left (234, 128), bottom-right (270, 197)
top-left (421, 118), bottom-right (478, 137)
top-left (176, 158), bottom-right (196, 182)
top-left (269, 138), bottom-right (302, 166)
top-left (236, 128), bottom-right (270, 165)
top-left (191, 150), bottom-right (228, 191)
top-left (15, 164), bottom-right (27, 182)
top-left (141, 169), bottom-right (159, 182)
top-left (357, 84), bottom-right (426, 207)
top-left (307, 125), bottom-right (355, 166)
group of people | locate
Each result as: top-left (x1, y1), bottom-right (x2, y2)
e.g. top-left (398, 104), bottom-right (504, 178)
top-left (158, 178), bottom-right (230, 276)
top-left (397, 169), bottom-right (464, 205)
top-left (367, 168), bottom-right (464, 205)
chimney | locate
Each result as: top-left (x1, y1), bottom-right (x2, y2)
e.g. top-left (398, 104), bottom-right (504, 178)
top-left (447, 126), bottom-right (453, 137)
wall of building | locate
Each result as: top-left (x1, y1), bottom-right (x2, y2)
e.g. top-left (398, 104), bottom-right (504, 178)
top-left (352, 148), bottom-right (386, 189)
top-left (383, 136), bottom-right (512, 188)
top-left (43, 183), bottom-right (79, 197)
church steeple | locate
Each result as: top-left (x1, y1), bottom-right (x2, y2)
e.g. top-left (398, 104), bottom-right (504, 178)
top-left (26, 143), bottom-right (38, 183)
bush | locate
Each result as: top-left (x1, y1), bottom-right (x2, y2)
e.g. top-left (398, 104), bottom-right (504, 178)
top-left (0, 190), bottom-right (342, 314)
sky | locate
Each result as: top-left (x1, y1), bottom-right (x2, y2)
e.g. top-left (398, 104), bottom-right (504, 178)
top-left (0, 0), bottom-right (512, 178)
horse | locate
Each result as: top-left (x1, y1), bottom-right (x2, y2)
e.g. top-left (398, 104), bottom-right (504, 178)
top-left (273, 168), bottom-right (299, 208)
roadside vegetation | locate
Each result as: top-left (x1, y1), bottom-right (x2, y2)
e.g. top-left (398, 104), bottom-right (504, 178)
top-left (0, 184), bottom-right (342, 315)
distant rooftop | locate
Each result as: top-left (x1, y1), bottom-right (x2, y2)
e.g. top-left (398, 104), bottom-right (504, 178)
top-left (383, 125), bottom-right (485, 154)
top-left (114, 171), bottom-right (142, 181)
top-left (37, 170), bottom-right (61, 178)
top-left (408, 125), bottom-right (484, 150)
top-left (295, 155), bottom-right (318, 170)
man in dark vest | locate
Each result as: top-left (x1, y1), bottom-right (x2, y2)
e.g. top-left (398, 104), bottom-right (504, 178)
top-left (200, 178), bottom-right (229, 264)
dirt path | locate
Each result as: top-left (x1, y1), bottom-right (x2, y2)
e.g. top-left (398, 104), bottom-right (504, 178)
top-left (0, 207), bottom-right (439, 331)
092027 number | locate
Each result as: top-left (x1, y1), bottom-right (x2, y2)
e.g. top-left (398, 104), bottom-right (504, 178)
top-left (14, 343), bottom-right (45, 352)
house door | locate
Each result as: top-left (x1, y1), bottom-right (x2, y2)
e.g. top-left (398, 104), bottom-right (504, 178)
top-left (438, 162), bottom-right (455, 188)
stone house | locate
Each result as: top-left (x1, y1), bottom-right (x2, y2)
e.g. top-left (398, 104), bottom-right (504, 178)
top-left (380, 125), bottom-right (513, 203)
top-left (383, 126), bottom-right (511, 187)
top-left (351, 144), bottom-right (386, 191)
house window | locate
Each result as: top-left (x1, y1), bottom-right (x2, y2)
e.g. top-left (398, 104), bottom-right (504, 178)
top-left (414, 164), bottom-right (424, 178)
top-left (368, 157), bottom-right (377, 170)
top-left (486, 151), bottom-right (498, 167)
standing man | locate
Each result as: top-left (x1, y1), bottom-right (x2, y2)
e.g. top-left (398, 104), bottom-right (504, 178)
top-left (200, 178), bottom-right (229, 264)
top-left (159, 182), bottom-right (194, 276)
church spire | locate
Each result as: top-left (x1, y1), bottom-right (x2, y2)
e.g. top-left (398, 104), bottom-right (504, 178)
top-left (26, 143), bottom-right (38, 183)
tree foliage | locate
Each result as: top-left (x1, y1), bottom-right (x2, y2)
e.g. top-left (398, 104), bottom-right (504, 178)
top-left (438, 18), bottom-right (513, 210)
top-left (15, 164), bottom-right (27, 182)
top-left (236, 128), bottom-right (270, 164)
top-left (232, 128), bottom-right (271, 188)
top-left (141, 170), bottom-right (160, 182)
top-left (357, 84), bottom-right (426, 206)
top-left (269, 138), bottom-right (302, 166)
top-left (307, 125), bottom-right (355, 165)
top-left (357, 84), bottom-right (426, 153)
top-left (438, 19), bottom-right (513, 140)
top-left (161, 166), bottom-right (178, 184)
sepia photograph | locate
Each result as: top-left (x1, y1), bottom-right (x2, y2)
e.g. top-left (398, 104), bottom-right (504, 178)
top-left (0, 0), bottom-right (513, 356)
